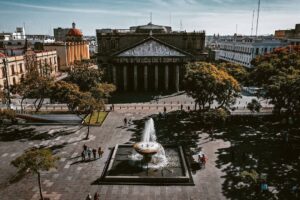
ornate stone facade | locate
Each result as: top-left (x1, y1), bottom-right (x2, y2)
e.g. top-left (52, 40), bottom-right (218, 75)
top-left (97, 23), bottom-right (206, 92)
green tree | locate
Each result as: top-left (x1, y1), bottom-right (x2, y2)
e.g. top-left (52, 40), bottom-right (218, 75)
top-left (218, 62), bottom-right (249, 84)
top-left (11, 148), bottom-right (59, 200)
top-left (90, 83), bottom-right (116, 102)
top-left (0, 85), bottom-right (5, 103)
top-left (66, 66), bottom-right (103, 92)
top-left (247, 99), bottom-right (262, 113)
top-left (250, 46), bottom-right (300, 118)
top-left (14, 72), bottom-right (54, 113)
top-left (0, 109), bottom-right (16, 124)
top-left (201, 108), bottom-right (229, 139)
top-left (183, 62), bottom-right (240, 111)
top-left (77, 92), bottom-right (104, 139)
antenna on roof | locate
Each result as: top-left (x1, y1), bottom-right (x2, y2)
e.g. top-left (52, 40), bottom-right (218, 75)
top-left (150, 12), bottom-right (152, 23)
top-left (236, 24), bottom-right (238, 35)
top-left (180, 20), bottom-right (183, 32)
top-left (255, 0), bottom-right (261, 37)
top-left (251, 9), bottom-right (255, 36)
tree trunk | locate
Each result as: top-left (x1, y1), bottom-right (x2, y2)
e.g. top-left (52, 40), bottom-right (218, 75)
top-left (96, 110), bottom-right (100, 123)
top-left (37, 172), bottom-right (44, 200)
top-left (86, 111), bottom-right (93, 140)
top-left (20, 98), bottom-right (24, 114)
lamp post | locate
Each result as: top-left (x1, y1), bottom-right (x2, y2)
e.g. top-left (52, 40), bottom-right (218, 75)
top-left (2, 58), bottom-right (11, 109)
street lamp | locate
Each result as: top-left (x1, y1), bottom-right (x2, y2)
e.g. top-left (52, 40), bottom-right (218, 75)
top-left (2, 58), bottom-right (11, 109)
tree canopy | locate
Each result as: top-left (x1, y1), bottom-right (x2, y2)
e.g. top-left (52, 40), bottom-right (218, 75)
top-left (11, 148), bottom-right (58, 200)
top-left (66, 66), bottom-right (104, 92)
top-left (250, 46), bottom-right (300, 116)
top-left (11, 148), bottom-right (58, 174)
top-left (218, 62), bottom-right (249, 84)
top-left (183, 62), bottom-right (241, 111)
top-left (13, 72), bottom-right (54, 112)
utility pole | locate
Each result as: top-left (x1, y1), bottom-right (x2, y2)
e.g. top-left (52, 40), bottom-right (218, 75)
top-left (256, 0), bottom-right (261, 37)
top-left (251, 10), bottom-right (255, 36)
top-left (2, 58), bottom-right (11, 109)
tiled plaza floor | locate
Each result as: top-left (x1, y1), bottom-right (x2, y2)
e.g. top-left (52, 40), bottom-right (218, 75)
top-left (0, 111), bottom-right (230, 200)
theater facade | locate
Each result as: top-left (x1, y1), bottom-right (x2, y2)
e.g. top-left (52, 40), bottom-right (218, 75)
top-left (96, 23), bottom-right (206, 92)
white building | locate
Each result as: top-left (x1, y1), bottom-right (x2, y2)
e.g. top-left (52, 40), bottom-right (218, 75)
top-left (216, 37), bottom-right (288, 68)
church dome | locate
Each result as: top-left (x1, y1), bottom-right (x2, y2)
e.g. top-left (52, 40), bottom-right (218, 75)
top-left (66, 22), bottom-right (83, 37)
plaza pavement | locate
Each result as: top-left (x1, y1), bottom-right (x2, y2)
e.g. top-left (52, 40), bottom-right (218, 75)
top-left (0, 100), bottom-right (232, 199)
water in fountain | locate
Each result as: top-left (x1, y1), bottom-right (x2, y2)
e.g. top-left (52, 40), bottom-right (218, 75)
top-left (130, 118), bottom-right (168, 169)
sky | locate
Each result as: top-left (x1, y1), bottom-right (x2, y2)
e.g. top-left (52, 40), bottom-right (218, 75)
top-left (0, 0), bottom-right (299, 36)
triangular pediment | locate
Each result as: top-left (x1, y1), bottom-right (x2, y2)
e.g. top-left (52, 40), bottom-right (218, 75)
top-left (116, 38), bottom-right (187, 57)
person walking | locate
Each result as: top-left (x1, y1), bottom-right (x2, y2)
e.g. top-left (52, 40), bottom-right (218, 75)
top-left (92, 148), bottom-right (97, 160)
top-left (200, 154), bottom-right (208, 169)
top-left (81, 150), bottom-right (86, 161)
top-left (86, 193), bottom-right (92, 200)
top-left (260, 180), bottom-right (268, 192)
top-left (163, 106), bottom-right (166, 114)
top-left (180, 104), bottom-right (183, 111)
top-left (94, 192), bottom-right (100, 200)
top-left (87, 148), bottom-right (92, 160)
top-left (124, 117), bottom-right (127, 126)
top-left (98, 147), bottom-right (103, 158)
top-left (83, 144), bottom-right (87, 151)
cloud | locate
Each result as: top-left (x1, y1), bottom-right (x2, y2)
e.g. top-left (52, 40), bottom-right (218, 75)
top-left (0, 1), bottom-right (143, 17)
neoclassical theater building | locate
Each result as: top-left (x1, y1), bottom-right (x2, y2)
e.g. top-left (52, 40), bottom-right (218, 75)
top-left (96, 23), bottom-right (206, 92)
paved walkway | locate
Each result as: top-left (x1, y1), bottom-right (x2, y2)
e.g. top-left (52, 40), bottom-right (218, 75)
top-left (0, 111), bottom-right (230, 200)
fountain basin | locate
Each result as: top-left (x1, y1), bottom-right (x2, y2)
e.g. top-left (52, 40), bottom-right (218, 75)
top-left (133, 142), bottom-right (160, 155)
top-left (97, 144), bottom-right (194, 185)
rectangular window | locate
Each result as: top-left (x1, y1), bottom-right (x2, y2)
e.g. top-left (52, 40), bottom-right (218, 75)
top-left (10, 65), bottom-right (15, 75)
top-left (19, 63), bottom-right (23, 73)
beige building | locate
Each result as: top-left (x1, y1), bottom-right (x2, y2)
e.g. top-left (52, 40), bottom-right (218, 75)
top-left (0, 54), bottom-right (26, 89)
top-left (45, 22), bottom-right (90, 71)
top-left (0, 50), bottom-right (58, 90)
top-left (44, 41), bottom-right (89, 70)
top-left (35, 50), bottom-right (58, 77)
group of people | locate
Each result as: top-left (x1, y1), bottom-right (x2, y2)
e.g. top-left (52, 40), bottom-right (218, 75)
top-left (86, 192), bottom-right (100, 200)
top-left (123, 117), bottom-right (132, 126)
top-left (81, 144), bottom-right (103, 161)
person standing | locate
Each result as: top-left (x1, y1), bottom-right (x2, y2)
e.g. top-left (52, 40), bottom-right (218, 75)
top-left (94, 192), bottom-right (100, 200)
top-left (180, 104), bottom-right (183, 111)
top-left (98, 147), bottom-right (103, 158)
top-left (124, 117), bottom-right (127, 126)
top-left (86, 193), bottom-right (92, 200)
top-left (81, 150), bottom-right (86, 161)
top-left (92, 148), bottom-right (97, 160)
top-left (87, 148), bottom-right (92, 160)
top-left (200, 154), bottom-right (208, 169)
top-left (83, 144), bottom-right (87, 151)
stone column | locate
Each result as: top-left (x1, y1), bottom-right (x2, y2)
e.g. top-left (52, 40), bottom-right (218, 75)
top-left (123, 65), bottom-right (127, 91)
top-left (144, 65), bottom-right (148, 91)
top-left (155, 65), bottom-right (158, 91)
top-left (175, 65), bottom-right (180, 92)
top-left (76, 42), bottom-right (80, 61)
top-left (112, 66), bottom-right (117, 85)
top-left (70, 43), bottom-right (73, 64)
top-left (134, 65), bottom-right (138, 91)
top-left (165, 65), bottom-right (169, 91)
top-left (86, 44), bottom-right (90, 59)
top-left (67, 43), bottom-right (71, 66)
top-left (80, 42), bottom-right (84, 59)
top-left (71, 43), bottom-right (75, 63)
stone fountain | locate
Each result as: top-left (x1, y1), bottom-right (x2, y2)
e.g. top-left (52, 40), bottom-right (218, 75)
top-left (99, 118), bottom-right (193, 185)
top-left (132, 118), bottom-right (167, 167)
